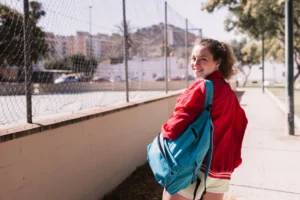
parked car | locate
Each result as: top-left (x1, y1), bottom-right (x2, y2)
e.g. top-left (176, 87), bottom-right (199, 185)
top-left (263, 80), bottom-right (277, 86)
top-left (181, 75), bottom-right (195, 81)
top-left (168, 76), bottom-right (182, 81)
top-left (54, 75), bottom-right (79, 84)
top-left (155, 76), bottom-right (165, 81)
top-left (90, 76), bottom-right (114, 83)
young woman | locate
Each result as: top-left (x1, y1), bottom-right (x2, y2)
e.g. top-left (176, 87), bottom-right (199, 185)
top-left (161, 38), bottom-right (248, 200)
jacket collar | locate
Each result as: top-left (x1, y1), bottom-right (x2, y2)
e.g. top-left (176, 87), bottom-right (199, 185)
top-left (205, 70), bottom-right (223, 81)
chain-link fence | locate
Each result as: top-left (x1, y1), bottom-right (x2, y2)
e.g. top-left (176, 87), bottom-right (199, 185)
top-left (166, 4), bottom-right (202, 90)
top-left (0, 0), bottom-right (200, 127)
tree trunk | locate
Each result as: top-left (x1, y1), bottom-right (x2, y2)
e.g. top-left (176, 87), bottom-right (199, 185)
top-left (243, 65), bottom-right (252, 87)
top-left (294, 65), bottom-right (300, 83)
top-left (293, 51), bottom-right (300, 83)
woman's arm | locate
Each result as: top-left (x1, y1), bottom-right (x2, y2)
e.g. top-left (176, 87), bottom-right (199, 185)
top-left (233, 100), bottom-right (248, 169)
top-left (162, 81), bottom-right (206, 140)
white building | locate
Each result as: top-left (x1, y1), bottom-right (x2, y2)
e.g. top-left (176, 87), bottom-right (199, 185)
top-left (45, 32), bottom-right (109, 60)
top-left (95, 56), bottom-right (192, 82)
top-left (54, 35), bottom-right (67, 59)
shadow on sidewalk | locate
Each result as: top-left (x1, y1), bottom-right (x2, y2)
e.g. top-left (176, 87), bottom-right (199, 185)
top-left (235, 90), bottom-right (245, 104)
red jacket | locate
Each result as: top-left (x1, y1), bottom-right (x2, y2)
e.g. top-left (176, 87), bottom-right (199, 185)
top-left (162, 71), bottom-right (248, 180)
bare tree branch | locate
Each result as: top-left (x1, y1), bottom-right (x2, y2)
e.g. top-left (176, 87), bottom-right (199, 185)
top-left (294, 51), bottom-right (300, 82)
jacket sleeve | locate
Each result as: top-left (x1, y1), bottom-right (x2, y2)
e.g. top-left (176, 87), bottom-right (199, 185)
top-left (161, 81), bottom-right (206, 140)
top-left (233, 99), bottom-right (248, 169)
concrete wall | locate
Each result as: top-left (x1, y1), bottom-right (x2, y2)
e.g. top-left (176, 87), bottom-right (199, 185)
top-left (0, 92), bottom-right (180, 200)
top-left (34, 81), bottom-right (193, 94)
top-left (0, 83), bottom-right (25, 95)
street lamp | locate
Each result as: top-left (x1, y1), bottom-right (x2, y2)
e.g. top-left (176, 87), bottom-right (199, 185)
top-left (285, 0), bottom-right (295, 135)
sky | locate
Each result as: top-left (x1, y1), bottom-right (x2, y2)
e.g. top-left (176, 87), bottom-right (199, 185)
top-left (4, 0), bottom-right (238, 42)
top-left (166, 0), bottom-right (237, 42)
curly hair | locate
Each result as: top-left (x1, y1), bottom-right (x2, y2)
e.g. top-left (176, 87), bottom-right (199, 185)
top-left (193, 38), bottom-right (236, 80)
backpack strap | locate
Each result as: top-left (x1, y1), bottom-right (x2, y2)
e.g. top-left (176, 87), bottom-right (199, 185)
top-left (192, 80), bottom-right (214, 200)
top-left (202, 80), bottom-right (214, 199)
top-left (203, 80), bottom-right (214, 110)
top-left (201, 124), bottom-right (213, 200)
top-left (193, 178), bottom-right (201, 200)
top-left (193, 120), bottom-right (214, 200)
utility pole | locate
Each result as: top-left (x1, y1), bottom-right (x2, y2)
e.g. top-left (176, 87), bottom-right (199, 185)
top-left (285, 0), bottom-right (295, 135)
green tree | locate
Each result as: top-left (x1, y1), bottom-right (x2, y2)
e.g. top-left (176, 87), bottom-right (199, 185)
top-left (44, 54), bottom-right (97, 76)
top-left (202, 0), bottom-right (300, 82)
top-left (43, 58), bottom-right (70, 71)
top-left (0, 2), bottom-right (48, 67)
top-left (264, 38), bottom-right (285, 62)
top-left (29, 1), bottom-right (46, 23)
top-left (230, 38), bottom-right (261, 86)
top-left (67, 54), bottom-right (97, 76)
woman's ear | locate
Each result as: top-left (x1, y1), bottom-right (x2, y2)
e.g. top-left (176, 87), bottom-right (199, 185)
top-left (215, 59), bottom-right (221, 68)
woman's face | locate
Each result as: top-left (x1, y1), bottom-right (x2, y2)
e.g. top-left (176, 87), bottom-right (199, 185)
top-left (191, 45), bottom-right (220, 79)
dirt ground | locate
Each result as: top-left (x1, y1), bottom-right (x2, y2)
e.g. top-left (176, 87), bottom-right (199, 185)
top-left (100, 163), bottom-right (236, 200)
top-left (101, 163), bottom-right (163, 200)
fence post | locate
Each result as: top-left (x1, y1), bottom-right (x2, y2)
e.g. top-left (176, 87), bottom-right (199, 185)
top-left (23, 0), bottom-right (32, 123)
top-left (164, 1), bottom-right (168, 94)
top-left (185, 18), bottom-right (189, 88)
top-left (122, 0), bottom-right (129, 102)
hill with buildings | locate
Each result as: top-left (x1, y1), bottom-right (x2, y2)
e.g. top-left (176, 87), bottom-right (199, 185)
top-left (45, 23), bottom-right (200, 61)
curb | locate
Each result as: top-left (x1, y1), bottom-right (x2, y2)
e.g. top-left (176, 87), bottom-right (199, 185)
top-left (265, 87), bottom-right (300, 130)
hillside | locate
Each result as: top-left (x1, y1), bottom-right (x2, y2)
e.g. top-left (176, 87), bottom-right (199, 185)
top-left (132, 23), bottom-right (198, 46)
top-left (102, 23), bottom-right (199, 59)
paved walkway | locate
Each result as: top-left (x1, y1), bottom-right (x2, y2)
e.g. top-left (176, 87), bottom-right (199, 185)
top-left (227, 88), bottom-right (300, 200)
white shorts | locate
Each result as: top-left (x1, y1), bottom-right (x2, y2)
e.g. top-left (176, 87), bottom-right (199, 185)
top-left (177, 171), bottom-right (230, 199)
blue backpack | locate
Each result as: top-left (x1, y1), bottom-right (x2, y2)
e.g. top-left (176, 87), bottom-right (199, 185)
top-left (147, 80), bottom-right (214, 200)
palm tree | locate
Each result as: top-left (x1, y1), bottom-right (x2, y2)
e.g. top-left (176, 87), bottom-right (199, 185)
top-left (29, 1), bottom-right (46, 24)
top-left (115, 20), bottom-right (135, 50)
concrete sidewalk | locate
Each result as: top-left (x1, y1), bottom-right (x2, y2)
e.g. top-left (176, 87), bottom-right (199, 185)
top-left (227, 88), bottom-right (300, 200)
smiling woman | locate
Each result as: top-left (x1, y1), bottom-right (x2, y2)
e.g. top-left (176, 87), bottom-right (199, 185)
top-left (161, 38), bottom-right (247, 200)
